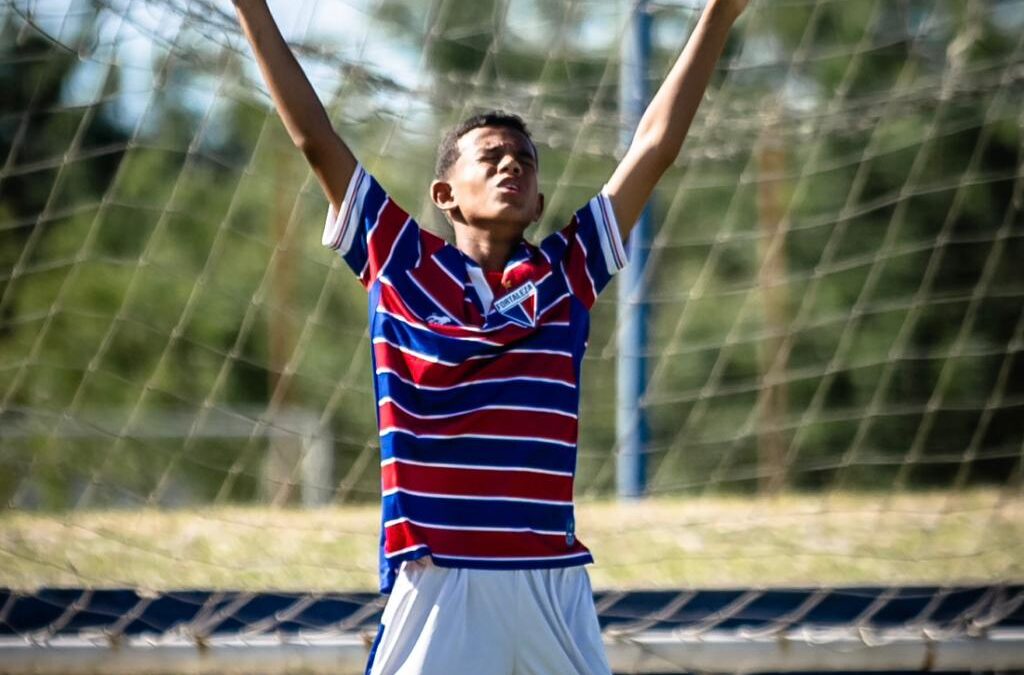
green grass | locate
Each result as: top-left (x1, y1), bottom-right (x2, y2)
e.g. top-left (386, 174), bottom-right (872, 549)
top-left (1, 490), bottom-right (1021, 591)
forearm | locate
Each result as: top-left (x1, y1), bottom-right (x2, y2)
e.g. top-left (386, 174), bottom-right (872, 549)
top-left (632, 0), bottom-right (742, 168)
top-left (605, 0), bottom-right (744, 235)
top-left (233, 0), bottom-right (354, 204)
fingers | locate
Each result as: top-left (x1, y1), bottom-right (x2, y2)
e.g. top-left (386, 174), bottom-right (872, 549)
top-left (406, 555), bottom-right (434, 570)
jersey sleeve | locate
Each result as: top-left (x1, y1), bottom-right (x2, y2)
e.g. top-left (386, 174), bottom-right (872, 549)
top-left (322, 163), bottom-right (421, 289)
top-left (540, 191), bottom-right (629, 310)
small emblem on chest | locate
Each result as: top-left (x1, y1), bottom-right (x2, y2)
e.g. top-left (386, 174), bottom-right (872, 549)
top-left (493, 280), bottom-right (536, 314)
top-left (425, 313), bottom-right (453, 325)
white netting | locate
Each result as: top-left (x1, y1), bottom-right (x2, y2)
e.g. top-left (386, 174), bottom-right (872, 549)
top-left (1, 0), bottom-right (1023, 600)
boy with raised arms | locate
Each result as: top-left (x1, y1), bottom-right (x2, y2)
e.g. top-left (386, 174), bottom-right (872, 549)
top-left (232, 1), bottom-right (748, 672)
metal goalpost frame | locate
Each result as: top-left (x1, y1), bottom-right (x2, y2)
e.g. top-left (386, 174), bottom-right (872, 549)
top-left (3, 629), bottom-right (1022, 675)
top-left (2, 586), bottom-right (1022, 674)
top-left (616, 0), bottom-right (653, 501)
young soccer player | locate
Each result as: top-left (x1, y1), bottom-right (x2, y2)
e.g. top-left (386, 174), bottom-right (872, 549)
top-left (233, 0), bottom-right (747, 672)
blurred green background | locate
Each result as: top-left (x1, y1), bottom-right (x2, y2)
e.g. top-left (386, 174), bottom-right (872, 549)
top-left (1, 0), bottom-right (1021, 530)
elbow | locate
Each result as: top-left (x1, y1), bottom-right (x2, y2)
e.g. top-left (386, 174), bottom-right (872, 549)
top-left (631, 133), bottom-right (680, 174)
top-left (651, 146), bottom-right (679, 175)
top-left (295, 127), bottom-right (340, 166)
top-left (296, 136), bottom-right (333, 170)
top-left (632, 114), bottom-right (688, 169)
top-left (294, 135), bottom-right (318, 159)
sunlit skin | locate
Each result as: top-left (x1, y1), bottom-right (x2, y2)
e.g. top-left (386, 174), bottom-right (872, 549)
top-left (234, 0), bottom-right (747, 274)
top-left (233, 0), bottom-right (750, 626)
top-left (430, 126), bottom-right (545, 272)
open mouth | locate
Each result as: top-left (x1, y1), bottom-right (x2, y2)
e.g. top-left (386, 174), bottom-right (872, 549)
top-left (497, 178), bottom-right (521, 193)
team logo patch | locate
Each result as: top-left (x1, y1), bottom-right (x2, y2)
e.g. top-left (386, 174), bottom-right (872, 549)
top-left (493, 280), bottom-right (536, 327)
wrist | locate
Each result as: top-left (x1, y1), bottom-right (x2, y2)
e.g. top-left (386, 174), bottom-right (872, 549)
top-left (705, 0), bottom-right (747, 24)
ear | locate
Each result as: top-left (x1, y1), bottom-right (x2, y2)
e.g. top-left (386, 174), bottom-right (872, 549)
top-left (431, 179), bottom-right (457, 214)
top-left (533, 192), bottom-right (545, 222)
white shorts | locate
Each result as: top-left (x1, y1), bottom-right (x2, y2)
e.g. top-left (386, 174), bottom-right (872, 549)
top-left (366, 558), bottom-right (612, 675)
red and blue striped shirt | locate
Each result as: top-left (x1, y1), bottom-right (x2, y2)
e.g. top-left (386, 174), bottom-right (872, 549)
top-left (323, 164), bottom-right (628, 592)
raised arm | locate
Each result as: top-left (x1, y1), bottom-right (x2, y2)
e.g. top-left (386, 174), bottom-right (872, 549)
top-left (233, 0), bottom-right (355, 210)
top-left (605, 0), bottom-right (747, 239)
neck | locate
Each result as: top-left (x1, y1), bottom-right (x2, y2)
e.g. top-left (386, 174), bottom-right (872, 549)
top-left (453, 224), bottom-right (522, 272)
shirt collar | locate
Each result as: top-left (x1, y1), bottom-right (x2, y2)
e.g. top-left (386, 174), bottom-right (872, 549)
top-left (459, 240), bottom-right (535, 315)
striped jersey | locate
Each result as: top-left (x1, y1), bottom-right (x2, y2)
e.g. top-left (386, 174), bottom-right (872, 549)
top-left (323, 164), bottom-right (628, 592)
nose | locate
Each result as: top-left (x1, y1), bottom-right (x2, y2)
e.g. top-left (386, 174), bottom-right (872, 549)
top-left (498, 154), bottom-right (522, 175)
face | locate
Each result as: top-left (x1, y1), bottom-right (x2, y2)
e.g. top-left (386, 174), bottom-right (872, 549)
top-left (432, 126), bottom-right (544, 233)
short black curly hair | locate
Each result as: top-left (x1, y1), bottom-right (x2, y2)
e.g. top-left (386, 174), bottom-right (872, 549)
top-left (434, 110), bottom-right (537, 179)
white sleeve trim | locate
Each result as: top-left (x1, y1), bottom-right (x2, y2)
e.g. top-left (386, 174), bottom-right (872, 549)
top-left (593, 189), bottom-right (629, 275)
top-left (322, 163), bottom-right (367, 254)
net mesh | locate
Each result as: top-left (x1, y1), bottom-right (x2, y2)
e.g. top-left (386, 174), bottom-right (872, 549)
top-left (1, 0), bottom-right (1023, 655)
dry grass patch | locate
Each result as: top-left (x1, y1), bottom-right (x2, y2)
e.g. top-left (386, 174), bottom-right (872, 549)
top-left (1, 490), bottom-right (1020, 591)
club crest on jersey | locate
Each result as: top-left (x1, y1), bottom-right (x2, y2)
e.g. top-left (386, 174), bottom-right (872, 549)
top-left (492, 280), bottom-right (536, 327)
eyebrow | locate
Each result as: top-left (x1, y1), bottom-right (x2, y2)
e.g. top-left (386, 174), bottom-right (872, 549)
top-left (479, 144), bottom-right (536, 161)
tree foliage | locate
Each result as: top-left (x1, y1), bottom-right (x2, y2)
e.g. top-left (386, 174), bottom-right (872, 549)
top-left (0, 1), bottom-right (1021, 508)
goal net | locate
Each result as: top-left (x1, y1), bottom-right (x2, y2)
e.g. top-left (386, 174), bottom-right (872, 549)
top-left (1, 0), bottom-right (1023, 671)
